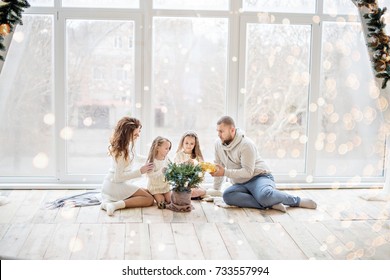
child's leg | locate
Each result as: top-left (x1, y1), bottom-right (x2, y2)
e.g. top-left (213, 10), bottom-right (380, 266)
top-left (164, 191), bottom-right (171, 204)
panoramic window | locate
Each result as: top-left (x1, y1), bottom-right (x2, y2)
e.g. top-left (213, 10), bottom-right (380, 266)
top-left (153, 0), bottom-right (229, 10)
top-left (0, 0), bottom-right (387, 185)
top-left (317, 22), bottom-right (384, 178)
top-left (65, 20), bottom-right (136, 175)
top-left (0, 15), bottom-right (54, 177)
top-left (152, 17), bottom-right (228, 159)
top-left (243, 23), bottom-right (311, 174)
top-left (62, 0), bottom-right (139, 8)
top-left (243, 0), bottom-right (315, 13)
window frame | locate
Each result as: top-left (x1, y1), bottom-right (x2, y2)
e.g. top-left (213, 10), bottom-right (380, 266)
top-left (0, 0), bottom-right (386, 188)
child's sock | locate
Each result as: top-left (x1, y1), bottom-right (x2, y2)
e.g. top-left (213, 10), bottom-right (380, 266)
top-left (106, 200), bottom-right (126, 216)
top-left (271, 203), bottom-right (286, 213)
top-left (299, 198), bottom-right (317, 209)
top-left (100, 202), bottom-right (107, 210)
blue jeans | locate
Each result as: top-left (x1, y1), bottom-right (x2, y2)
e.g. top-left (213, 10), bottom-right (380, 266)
top-left (222, 174), bottom-right (300, 209)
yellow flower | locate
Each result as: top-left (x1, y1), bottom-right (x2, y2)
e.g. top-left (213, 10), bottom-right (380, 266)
top-left (199, 162), bottom-right (217, 173)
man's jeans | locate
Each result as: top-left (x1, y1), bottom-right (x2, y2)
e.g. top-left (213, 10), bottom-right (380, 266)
top-left (222, 174), bottom-right (300, 209)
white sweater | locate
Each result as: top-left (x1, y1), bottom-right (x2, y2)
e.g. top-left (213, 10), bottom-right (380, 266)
top-left (146, 157), bottom-right (170, 195)
top-left (174, 150), bottom-right (201, 164)
top-left (108, 152), bottom-right (145, 183)
top-left (213, 128), bottom-right (271, 190)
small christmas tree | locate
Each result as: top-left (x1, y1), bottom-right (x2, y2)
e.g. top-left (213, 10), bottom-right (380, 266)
top-left (0, 0), bottom-right (30, 61)
top-left (164, 162), bottom-right (205, 212)
top-left (164, 162), bottom-right (204, 192)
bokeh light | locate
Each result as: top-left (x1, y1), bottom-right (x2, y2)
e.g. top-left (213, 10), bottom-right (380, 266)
top-left (43, 113), bottom-right (55, 125)
top-left (60, 127), bottom-right (74, 140)
top-left (33, 153), bottom-right (49, 169)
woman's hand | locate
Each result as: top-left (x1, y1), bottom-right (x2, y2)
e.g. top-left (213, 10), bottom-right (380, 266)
top-left (140, 162), bottom-right (154, 174)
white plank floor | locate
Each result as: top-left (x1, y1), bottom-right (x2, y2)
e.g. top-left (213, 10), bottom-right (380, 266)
top-left (0, 188), bottom-right (389, 260)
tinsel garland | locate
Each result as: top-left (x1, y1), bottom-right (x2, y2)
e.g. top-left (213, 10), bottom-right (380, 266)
top-left (0, 0), bottom-right (30, 61)
top-left (356, 0), bottom-right (390, 88)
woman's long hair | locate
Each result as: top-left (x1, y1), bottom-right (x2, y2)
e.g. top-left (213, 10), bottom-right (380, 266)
top-left (108, 117), bottom-right (142, 162)
top-left (176, 131), bottom-right (204, 161)
top-left (146, 136), bottom-right (171, 163)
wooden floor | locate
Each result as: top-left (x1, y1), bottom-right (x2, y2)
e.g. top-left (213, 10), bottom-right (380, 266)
top-left (0, 188), bottom-right (389, 260)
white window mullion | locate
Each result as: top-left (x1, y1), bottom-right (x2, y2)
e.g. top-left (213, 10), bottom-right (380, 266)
top-left (305, 17), bottom-right (322, 184)
top-left (139, 0), bottom-right (153, 156)
top-left (56, 8), bottom-right (66, 184)
top-left (227, 0), bottom-right (241, 121)
top-left (237, 14), bottom-right (248, 128)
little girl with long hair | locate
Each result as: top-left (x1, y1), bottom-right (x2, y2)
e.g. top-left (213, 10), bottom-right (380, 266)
top-left (146, 136), bottom-right (172, 209)
top-left (174, 131), bottom-right (206, 199)
top-left (101, 116), bottom-right (154, 216)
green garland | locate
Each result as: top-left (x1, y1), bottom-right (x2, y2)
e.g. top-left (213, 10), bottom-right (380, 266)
top-left (356, 0), bottom-right (390, 88)
top-left (164, 162), bottom-right (204, 192)
top-left (0, 0), bottom-right (30, 61)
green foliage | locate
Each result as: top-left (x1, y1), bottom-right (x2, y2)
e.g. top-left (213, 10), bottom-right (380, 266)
top-left (359, 1), bottom-right (390, 88)
top-left (0, 0), bottom-right (30, 61)
top-left (0, 0), bottom-right (30, 27)
top-left (164, 162), bottom-right (204, 192)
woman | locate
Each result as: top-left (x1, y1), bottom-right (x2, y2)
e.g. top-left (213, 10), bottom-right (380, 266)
top-left (101, 116), bottom-right (154, 216)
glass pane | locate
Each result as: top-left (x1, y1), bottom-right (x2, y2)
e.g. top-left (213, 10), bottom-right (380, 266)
top-left (152, 17), bottom-right (228, 161)
top-left (323, 0), bottom-right (357, 15)
top-left (66, 20), bottom-right (136, 174)
top-left (153, 0), bottom-right (228, 10)
top-left (244, 23), bottom-right (311, 174)
top-left (62, 0), bottom-right (139, 8)
top-left (243, 0), bottom-right (315, 13)
top-left (317, 22), bottom-right (384, 178)
top-left (0, 15), bottom-right (54, 177)
top-left (29, 0), bottom-right (54, 7)
top-left (323, 0), bottom-right (390, 16)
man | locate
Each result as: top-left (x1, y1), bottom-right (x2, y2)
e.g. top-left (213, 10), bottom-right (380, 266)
top-left (210, 116), bottom-right (317, 212)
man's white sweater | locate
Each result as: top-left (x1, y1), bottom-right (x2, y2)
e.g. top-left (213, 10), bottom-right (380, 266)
top-left (213, 128), bottom-right (271, 190)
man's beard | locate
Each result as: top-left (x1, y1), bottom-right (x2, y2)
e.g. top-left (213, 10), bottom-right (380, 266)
top-left (223, 136), bottom-right (234, 145)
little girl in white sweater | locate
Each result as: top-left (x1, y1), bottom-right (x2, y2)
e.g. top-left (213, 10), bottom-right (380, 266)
top-left (146, 136), bottom-right (172, 209)
top-left (174, 131), bottom-right (206, 199)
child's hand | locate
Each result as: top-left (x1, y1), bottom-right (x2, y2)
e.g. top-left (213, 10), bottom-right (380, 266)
top-left (140, 162), bottom-right (154, 174)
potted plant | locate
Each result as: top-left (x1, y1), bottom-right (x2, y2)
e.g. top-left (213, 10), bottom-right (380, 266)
top-left (164, 162), bottom-right (204, 212)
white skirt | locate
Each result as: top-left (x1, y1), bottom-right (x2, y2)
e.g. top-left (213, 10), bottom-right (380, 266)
top-left (101, 174), bottom-right (140, 202)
